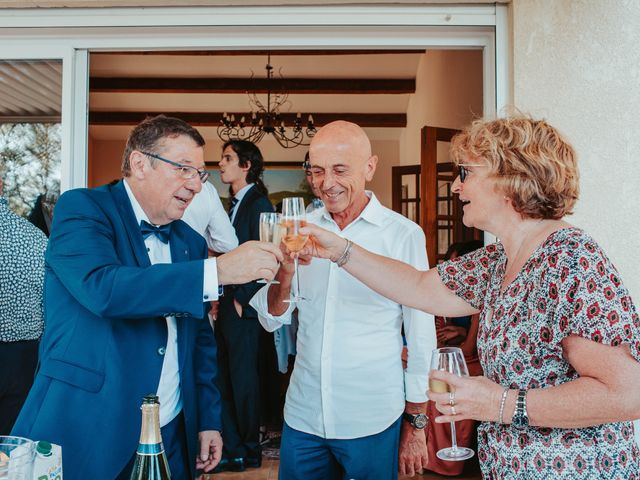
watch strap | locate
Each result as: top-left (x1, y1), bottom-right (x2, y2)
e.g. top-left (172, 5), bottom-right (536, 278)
top-left (512, 389), bottom-right (529, 428)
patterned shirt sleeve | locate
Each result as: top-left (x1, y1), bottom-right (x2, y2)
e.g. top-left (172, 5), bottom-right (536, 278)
top-left (550, 233), bottom-right (640, 362)
top-left (436, 243), bottom-right (501, 311)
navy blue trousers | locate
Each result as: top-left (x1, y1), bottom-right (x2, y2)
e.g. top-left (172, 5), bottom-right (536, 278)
top-left (279, 417), bottom-right (401, 480)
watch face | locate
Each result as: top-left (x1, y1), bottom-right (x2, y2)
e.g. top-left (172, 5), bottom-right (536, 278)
top-left (413, 414), bottom-right (428, 429)
top-left (512, 414), bottom-right (529, 429)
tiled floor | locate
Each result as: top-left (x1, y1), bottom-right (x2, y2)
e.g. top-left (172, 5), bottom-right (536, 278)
top-left (201, 458), bottom-right (482, 479)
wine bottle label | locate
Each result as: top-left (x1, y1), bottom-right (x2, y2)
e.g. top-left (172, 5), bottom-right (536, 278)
top-left (136, 442), bottom-right (165, 456)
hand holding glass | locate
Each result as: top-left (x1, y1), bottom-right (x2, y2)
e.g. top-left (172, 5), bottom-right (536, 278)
top-left (257, 212), bottom-right (282, 284)
top-left (281, 197), bottom-right (308, 303)
top-left (429, 347), bottom-right (475, 461)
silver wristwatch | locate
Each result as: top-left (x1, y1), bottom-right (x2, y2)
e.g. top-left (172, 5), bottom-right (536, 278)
top-left (402, 412), bottom-right (428, 429)
top-left (511, 389), bottom-right (529, 429)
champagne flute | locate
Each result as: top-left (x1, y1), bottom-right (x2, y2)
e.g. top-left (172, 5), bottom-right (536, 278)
top-left (257, 212), bottom-right (282, 284)
top-left (429, 347), bottom-right (475, 461)
top-left (281, 197), bottom-right (308, 303)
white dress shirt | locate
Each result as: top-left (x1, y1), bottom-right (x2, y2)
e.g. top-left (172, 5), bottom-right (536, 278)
top-left (123, 180), bottom-right (220, 426)
top-left (250, 192), bottom-right (436, 439)
top-left (182, 181), bottom-right (238, 253)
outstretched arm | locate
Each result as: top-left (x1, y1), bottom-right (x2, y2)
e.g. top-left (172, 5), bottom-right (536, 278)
top-left (301, 223), bottom-right (476, 317)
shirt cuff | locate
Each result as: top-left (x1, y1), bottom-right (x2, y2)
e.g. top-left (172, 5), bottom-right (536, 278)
top-left (404, 370), bottom-right (429, 403)
top-left (202, 257), bottom-right (219, 301)
top-left (248, 285), bottom-right (295, 332)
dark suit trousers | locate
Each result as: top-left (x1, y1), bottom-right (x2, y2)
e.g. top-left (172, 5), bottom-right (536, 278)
top-left (0, 339), bottom-right (38, 435)
top-left (215, 307), bottom-right (262, 460)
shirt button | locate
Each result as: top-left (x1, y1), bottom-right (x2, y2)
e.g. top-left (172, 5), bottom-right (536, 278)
top-left (204, 294), bottom-right (209, 300)
top-left (157, 347), bottom-right (166, 356)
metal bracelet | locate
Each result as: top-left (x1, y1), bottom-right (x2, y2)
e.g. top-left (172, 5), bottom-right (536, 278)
top-left (498, 387), bottom-right (509, 424)
top-left (334, 239), bottom-right (353, 268)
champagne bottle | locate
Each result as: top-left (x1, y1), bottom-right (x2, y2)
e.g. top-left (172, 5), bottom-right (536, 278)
top-left (129, 394), bottom-right (172, 480)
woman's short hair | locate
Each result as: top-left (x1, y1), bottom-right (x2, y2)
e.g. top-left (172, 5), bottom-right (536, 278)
top-left (121, 114), bottom-right (205, 177)
top-left (450, 116), bottom-right (579, 219)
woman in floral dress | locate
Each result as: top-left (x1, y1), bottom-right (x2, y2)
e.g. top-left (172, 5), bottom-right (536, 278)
top-left (300, 116), bottom-right (640, 478)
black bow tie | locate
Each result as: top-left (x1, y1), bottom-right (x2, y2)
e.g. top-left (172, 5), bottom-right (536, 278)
top-left (140, 220), bottom-right (171, 244)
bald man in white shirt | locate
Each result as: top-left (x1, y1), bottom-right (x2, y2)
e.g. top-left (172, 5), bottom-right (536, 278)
top-left (251, 121), bottom-right (436, 479)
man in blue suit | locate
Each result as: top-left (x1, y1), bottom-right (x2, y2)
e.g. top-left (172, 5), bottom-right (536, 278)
top-left (11, 115), bottom-right (282, 479)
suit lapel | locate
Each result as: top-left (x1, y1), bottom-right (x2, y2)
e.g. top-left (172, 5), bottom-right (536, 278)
top-left (233, 185), bottom-right (256, 228)
top-left (169, 225), bottom-right (190, 264)
top-left (110, 181), bottom-right (151, 268)
top-left (169, 224), bottom-right (191, 370)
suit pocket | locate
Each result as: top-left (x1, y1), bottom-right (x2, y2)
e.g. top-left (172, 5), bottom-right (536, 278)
top-left (40, 357), bottom-right (105, 393)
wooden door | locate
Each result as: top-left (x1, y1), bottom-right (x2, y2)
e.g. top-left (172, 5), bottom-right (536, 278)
top-left (391, 164), bottom-right (421, 224)
top-left (420, 125), bottom-right (483, 266)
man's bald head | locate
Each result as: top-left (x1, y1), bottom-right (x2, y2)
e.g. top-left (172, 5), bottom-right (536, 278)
top-left (307, 121), bottom-right (377, 225)
top-left (310, 120), bottom-right (372, 165)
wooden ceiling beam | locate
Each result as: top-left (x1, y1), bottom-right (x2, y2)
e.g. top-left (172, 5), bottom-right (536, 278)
top-left (90, 77), bottom-right (415, 94)
top-left (89, 111), bottom-right (406, 128)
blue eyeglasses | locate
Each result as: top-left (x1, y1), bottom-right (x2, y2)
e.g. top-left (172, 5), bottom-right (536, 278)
top-left (142, 151), bottom-right (209, 183)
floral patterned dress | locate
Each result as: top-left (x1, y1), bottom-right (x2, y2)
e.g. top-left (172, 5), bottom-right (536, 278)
top-left (437, 228), bottom-right (640, 479)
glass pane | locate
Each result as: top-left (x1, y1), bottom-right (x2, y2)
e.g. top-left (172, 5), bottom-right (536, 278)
top-left (437, 179), bottom-right (451, 216)
top-left (406, 202), bottom-right (417, 223)
top-left (402, 174), bottom-right (417, 199)
top-left (0, 59), bottom-right (62, 237)
top-left (438, 219), bottom-right (452, 257)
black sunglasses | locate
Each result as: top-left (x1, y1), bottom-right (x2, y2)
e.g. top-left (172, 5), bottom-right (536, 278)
top-left (458, 164), bottom-right (485, 183)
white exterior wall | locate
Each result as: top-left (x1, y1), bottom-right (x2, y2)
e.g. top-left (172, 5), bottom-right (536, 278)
top-left (512, 0), bottom-right (640, 301)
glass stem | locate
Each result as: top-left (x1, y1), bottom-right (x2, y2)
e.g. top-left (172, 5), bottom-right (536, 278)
top-left (449, 421), bottom-right (459, 451)
top-left (294, 256), bottom-right (301, 298)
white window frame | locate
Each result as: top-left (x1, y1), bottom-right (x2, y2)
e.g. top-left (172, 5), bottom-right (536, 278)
top-left (0, 3), bottom-right (510, 194)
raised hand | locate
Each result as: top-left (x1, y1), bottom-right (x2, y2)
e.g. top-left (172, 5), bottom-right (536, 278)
top-left (216, 241), bottom-right (284, 285)
top-left (299, 223), bottom-right (347, 261)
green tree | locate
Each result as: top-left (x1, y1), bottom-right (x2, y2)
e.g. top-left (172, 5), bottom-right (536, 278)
top-left (0, 123), bottom-right (61, 217)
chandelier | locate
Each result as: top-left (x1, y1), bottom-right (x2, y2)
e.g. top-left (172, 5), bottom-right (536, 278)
top-left (217, 53), bottom-right (317, 148)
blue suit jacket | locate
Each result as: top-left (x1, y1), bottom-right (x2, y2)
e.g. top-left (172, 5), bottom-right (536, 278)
top-left (12, 181), bottom-right (221, 479)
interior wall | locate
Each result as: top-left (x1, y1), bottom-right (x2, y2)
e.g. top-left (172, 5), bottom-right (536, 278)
top-left (367, 139), bottom-right (400, 208)
top-left (89, 138), bottom-right (124, 186)
top-left (400, 49), bottom-right (484, 166)
top-left (512, 0), bottom-right (640, 301)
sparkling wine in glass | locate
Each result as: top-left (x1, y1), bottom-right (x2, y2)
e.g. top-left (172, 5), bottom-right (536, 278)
top-left (429, 347), bottom-right (475, 461)
top-left (281, 197), bottom-right (308, 303)
top-left (257, 212), bottom-right (282, 285)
